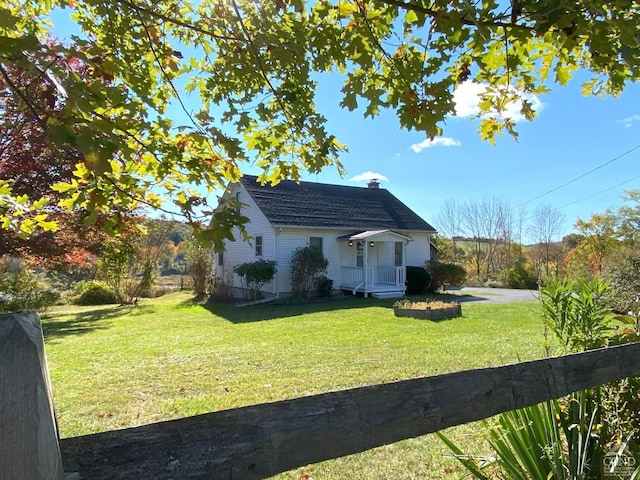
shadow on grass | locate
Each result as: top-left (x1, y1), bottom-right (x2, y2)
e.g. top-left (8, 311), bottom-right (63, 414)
top-left (455, 295), bottom-right (491, 303)
top-left (201, 292), bottom-right (478, 324)
top-left (42, 305), bottom-right (144, 342)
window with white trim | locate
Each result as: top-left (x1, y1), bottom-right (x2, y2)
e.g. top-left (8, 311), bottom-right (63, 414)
top-left (255, 236), bottom-right (263, 256)
top-left (395, 242), bottom-right (403, 266)
top-left (309, 236), bottom-right (323, 253)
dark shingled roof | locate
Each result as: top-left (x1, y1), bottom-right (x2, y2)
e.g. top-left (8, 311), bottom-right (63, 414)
top-left (240, 175), bottom-right (436, 232)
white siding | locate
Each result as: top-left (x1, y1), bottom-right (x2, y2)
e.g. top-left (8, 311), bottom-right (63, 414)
top-left (274, 228), bottom-right (345, 296)
top-left (405, 232), bottom-right (433, 267)
top-left (275, 229), bottom-right (432, 295)
top-left (218, 183), bottom-right (277, 294)
top-left (374, 241), bottom-right (395, 267)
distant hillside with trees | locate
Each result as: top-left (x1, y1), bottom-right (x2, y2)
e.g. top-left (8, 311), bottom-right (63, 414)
top-left (434, 192), bottom-right (640, 301)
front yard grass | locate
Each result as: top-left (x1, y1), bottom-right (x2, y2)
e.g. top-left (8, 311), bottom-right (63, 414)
top-left (44, 292), bottom-right (546, 479)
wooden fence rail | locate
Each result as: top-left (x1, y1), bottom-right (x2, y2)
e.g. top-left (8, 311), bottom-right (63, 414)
top-left (3, 311), bottom-right (640, 480)
top-left (59, 341), bottom-right (640, 480)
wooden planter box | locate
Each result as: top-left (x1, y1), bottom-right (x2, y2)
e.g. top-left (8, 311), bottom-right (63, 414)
top-left (393, 304), bottom-right (461, 321)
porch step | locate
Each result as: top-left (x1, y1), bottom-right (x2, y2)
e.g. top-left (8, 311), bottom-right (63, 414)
top-left (371, 291), bottom-right (405, 299)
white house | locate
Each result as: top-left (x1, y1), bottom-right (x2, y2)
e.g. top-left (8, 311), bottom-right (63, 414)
top-left (214, 175), bottom-right (437, 298)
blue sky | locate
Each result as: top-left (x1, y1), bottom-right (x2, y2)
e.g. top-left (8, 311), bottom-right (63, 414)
top-left (47, 9), bottom-right (639, 241)
top-left (274, 72), bottom-right (640, 242)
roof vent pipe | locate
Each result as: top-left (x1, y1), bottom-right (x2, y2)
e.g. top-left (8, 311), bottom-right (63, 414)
top-left (367, 179), bottom-right (380, 189)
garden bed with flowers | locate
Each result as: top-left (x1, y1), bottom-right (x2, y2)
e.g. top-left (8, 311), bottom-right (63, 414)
top-left (393, 299), bottom-right (461, 321)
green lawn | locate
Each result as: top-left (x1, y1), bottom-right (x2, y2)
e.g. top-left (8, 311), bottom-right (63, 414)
top-left (44, 292), bottom-right (547, 479)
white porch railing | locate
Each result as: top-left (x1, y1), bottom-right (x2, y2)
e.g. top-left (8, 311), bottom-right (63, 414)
top-left (376, 266), bottom-right (405, 286)
top-left (340, 266), bottom-right (404, 288)
top-left (366, 266), bottom-right (375, 285)
top-left (340, 266), bottom-right (363, 287)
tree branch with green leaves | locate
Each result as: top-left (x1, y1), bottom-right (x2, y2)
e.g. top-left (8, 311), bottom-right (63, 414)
top-left (2, 0), bottom-right (639, 245)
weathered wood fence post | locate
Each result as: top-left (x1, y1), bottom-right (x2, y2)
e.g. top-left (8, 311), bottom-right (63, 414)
top-left (0, 310), bottom-right (64, 480)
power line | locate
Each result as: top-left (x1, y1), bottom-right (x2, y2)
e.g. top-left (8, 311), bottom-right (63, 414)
top-left (557, 174), bottom-right (640, 210)
top-left (512, 142), bottom-right (640, 210)
top-left (517, 174), bottom-right (640, 228)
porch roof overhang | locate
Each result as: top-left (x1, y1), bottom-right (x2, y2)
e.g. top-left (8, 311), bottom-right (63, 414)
top-left (336, 229), bottom-right (413, 243)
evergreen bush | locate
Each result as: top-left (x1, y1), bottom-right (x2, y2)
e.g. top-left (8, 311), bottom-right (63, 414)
top-left (314, 275), bottom-right (333, 297)
top-left (405, 266), bottom-right (430, 295)
top-left (234, 259), bottom-right (277, 300)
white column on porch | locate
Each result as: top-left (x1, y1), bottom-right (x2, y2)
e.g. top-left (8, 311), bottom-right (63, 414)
top-left (363, 241), bottom-right (369, 297)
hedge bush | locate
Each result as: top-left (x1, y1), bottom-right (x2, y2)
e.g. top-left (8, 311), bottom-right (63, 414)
top-left (406, 266), bottom-right (430, 295)
top-left (427, 261), bottom-right (467, 292)
top-left (234, 259), bottom-right (277, 300)
top-left (0, 257), bottom-right (60, 312)
top-left (290, 246), bottom-right (328, 300)
top-left (73, 280), bottom-right (118, 305)
top-left (315, 275), bottom-right (334, 297)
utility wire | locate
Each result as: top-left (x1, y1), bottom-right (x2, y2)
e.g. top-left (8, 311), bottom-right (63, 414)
top-left (517, 173), bottom-right (640, 232)
top-left (512, 142), bottom-right (640, 210)
top-left (557, 174), bottom-right (640, 210)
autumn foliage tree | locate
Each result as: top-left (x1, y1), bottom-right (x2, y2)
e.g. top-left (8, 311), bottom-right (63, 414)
top-left (573, 212), bottom-right (618, 274)
top-left (0, 53), bottom-right (78, 257)
top-left (0, 44), bottom-right (116, 273)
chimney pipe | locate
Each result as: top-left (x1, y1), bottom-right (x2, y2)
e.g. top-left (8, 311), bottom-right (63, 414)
top-left (367, 179), bottom-right (380, 189)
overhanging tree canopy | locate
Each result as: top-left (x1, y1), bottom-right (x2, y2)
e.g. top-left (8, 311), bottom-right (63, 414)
top-left (2, 0), bottom-right (639, 248)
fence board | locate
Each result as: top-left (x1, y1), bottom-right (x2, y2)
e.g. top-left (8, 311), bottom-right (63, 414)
top-left (60, 342), bottom-right (640, 480)
top-left (1, 311), bottom-right (64, 480)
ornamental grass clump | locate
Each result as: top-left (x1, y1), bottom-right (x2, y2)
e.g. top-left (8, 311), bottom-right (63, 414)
top-left (438, 389), bottom-right (605, 480)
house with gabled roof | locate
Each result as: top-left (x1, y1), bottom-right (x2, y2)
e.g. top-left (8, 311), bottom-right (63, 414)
top-left (215, 175), bottom-right (437, 299)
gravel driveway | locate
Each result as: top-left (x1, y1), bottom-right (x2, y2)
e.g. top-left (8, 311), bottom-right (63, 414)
top-left (447, 287), bottom-right (539, 304)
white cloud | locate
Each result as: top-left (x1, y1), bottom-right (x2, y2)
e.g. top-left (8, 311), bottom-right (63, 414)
top-left (453, 81), bottom-right (543, 122)
top-left (618, 114), bottom-right (640, 128)
top-left (349, 171), bottom-right (389, 182)
top-left (453, 81), bottom-right (487, 118)
top-left (410, 136), bottom-right (461, 153)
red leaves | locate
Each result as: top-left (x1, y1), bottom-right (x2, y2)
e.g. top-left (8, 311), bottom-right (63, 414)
top-left (457, 62), bottom-right (471, 83)
top-left (176, 137), bottom-right (189, 152)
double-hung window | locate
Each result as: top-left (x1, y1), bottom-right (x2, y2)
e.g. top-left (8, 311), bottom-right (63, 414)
top-left (255, 236), bottom-right (263, 256)
top-left (310, 236), bottom-right (323, 253)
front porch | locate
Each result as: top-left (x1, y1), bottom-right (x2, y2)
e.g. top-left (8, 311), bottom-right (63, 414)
top-left (337, 230), bottom-right (411, 298)
top-left (340, 266), bottom-right (406, 298)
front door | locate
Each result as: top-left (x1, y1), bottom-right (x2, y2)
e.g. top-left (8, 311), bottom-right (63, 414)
top-left (395, 241), bottom-right (403, 267)
top-left (356, 241), bottom-right (364, 267)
